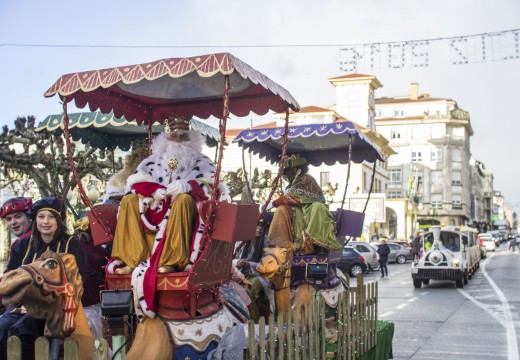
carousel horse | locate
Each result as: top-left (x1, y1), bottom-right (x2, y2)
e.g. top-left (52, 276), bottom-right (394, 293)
top-left (255, 239), bottom-right (293, 313)
top-left (0, 251), bottom-right (94, 360)
top-left (255, 235), bottom-right (348, 322)
top-left (0, 251), bottom-right (246, 360)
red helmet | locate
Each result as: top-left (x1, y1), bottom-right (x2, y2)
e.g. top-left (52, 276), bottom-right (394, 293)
top-left (0, 197), bottom-right (32, 219)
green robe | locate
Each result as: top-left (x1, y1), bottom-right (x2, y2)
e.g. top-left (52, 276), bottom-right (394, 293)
top-left (281, 173), bottom-right (340, 254)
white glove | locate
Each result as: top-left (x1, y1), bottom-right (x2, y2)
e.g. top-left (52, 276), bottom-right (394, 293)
top-left (142, 196), bottom-right (156, 211)
top-left (166, 180), bottom-right (192, 197)
top-left (152, 188), bottom-right (167, 202)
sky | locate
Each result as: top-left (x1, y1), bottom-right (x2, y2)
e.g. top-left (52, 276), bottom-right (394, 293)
top-left (0, 0), bottom-right (519, 212)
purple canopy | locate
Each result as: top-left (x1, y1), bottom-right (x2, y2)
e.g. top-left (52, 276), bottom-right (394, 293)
top-left (233, 122), bottom-right (384, 166)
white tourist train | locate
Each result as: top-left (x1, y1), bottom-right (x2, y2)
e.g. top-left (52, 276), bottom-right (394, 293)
top-left (411, 225), bottom-right (481, 289)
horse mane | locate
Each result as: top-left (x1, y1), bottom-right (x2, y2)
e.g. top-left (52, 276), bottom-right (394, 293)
top-left (39, 251), bottom-right (84, 338)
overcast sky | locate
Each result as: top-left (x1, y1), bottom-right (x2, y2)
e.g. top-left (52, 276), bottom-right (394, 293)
top-left (1, 0), bottom-right (519, 211)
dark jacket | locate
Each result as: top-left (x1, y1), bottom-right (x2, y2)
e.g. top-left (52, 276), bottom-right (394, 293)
top-left (7, 234), bottom-right (85, 279)
top-left (411, 236), bottom-right (421, 254)
top-left (377, 243), bottom-right (391, 262)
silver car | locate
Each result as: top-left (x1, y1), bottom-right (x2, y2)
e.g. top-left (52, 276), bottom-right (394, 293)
top-left (345, 241), bottom-right (380, 271)
top-left (371, 242), bottom-right (413, 264)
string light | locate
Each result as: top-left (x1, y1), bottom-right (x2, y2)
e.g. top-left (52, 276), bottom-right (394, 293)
top-left (340, 28), bottom-right (520, 71)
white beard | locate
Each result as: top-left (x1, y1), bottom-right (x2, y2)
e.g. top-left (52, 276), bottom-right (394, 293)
top-left (126, 130), bottom-right (212, 190)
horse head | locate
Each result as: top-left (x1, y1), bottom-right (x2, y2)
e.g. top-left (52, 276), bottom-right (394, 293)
top-left (256, 239), bottom-right (293, 291)
top-left (0, 251), bottom-right (84, 339)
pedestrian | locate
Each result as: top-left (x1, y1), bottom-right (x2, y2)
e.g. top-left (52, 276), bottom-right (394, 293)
top-left (510, 236), bottom-right (520, 253)
top-left (377, 239), bottom-right (391, 278)
top-left (411, 233), bottom-right (421, 261)
top-left (0, 197), bottom-right (33, 261)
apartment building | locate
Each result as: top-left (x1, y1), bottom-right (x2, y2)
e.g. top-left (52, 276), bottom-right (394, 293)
top-left (374, 83), bottom-right (474, 228)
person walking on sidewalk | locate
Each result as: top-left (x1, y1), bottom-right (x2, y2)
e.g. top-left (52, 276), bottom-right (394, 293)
top-left (377, 239), bottom-right (391, 278)
top-left (510, 236), bottom-right (520, 253)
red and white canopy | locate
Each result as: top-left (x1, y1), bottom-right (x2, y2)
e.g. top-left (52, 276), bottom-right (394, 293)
top-left (44, 53), bottom-right (300, 125)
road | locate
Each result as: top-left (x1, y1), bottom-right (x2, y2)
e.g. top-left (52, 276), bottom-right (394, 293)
top-left (358, 241), bottom-right (520, 360)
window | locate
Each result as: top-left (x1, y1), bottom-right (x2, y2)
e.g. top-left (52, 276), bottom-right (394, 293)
top-left (452, 194), bottom-right (462, 208)
top-left (452, 171), bottom-right (462, 186)
top-left (431, 148), bottom-right (442, 162)
top-left (431, 171), bottom-right (442, 185)
top-left (391, 128), bottom-right (401, 139)
top-left (375, 179), bottom-right (381, 193)
top-left (388, 153), bottom-right (400, 166)
top-left (388, 191), bottom-right (402, 199)
top-left (394, 108), bottom-right (405, 117)
top-left (411, 149), bottom-right (422, 162)
top-left (363, 171), bottom-right (367, 190)
top-left (376, 109), bottom-right (383, 118)
top-left (452, 148), bottom-right (461, 162)
top-left (320, 172), bottom-right (330, 187)
top-left (389, 169), bottom-right (402, 188)
top-left (431, 194), bottom-right (442, 209)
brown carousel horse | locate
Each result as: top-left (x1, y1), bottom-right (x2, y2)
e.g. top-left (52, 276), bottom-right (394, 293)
top-left (255, 229), bottom-right (347, 317)
top-left (256, 241), bottom-right (333, 313)
top-left (0, 250), bottom-right (249, 360)
top-left (0, 251), bottom-right (94, 360)
top-left (0, 251), bottom-right (174, 360)
top-left (255, 238), bottom-right (293, 312)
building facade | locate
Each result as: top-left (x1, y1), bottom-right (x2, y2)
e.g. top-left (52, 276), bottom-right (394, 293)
top-left (374, 83), bottom-right (474, 229)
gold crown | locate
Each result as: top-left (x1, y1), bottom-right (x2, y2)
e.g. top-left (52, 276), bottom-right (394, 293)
top-left (283, 154), bottom-right (307, 168)
top-left (164, 115), bottom-right (190, 133)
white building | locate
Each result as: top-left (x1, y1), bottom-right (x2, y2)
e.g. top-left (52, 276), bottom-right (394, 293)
top-left (374, 83), bottom-right (474, 229)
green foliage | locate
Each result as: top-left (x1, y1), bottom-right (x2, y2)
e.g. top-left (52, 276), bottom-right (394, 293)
top-left (0, 116), bottom-right (121, 206)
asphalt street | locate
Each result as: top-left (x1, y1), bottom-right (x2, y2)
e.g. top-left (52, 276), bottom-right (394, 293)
top-left (357, 241), bottom-right (520, 360)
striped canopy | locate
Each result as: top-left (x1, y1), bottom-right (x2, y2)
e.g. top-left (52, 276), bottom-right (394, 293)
top-left (44, 53), bottom-right (300, 125)
top-left (36, 111), bottom-right (221, 150)
top-left (233, 122), bottom-right (384, 166)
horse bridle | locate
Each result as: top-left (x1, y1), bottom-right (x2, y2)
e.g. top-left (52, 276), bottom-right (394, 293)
top-left (262, 249), bottom-right (291, 289)
top-left (262, 251), bottom-right (290, 274)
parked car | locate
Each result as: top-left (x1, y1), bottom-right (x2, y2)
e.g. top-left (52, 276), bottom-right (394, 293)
top-left (345, 241), bottom-right (380, 271)
top-left (488, 231), bottom-right (501, 247)
top-left (371, 242), bottom-right (413, 264)
top-left (478, 233), bottom-right (496, 252)
top-left (393, 240), bottom-right (411, 248)
top-left (338, 247), bottom-right (369, 276)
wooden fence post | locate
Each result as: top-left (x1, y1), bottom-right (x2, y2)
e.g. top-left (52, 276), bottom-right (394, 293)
top-left (7, 335), bottom-right (22, 360)
top-left (244, 274), bottom-right (379, 360)
top-left (93, 338), bottom-right (110, 360)
top-left (35, 337), bottom-right (50, 360)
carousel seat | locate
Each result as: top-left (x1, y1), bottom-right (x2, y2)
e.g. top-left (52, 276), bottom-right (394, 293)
top-left (107, 201), bottom-right (259, 320)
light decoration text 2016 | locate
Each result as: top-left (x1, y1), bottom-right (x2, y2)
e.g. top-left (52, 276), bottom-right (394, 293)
top-left (339, 28), bottom-right (520, 72)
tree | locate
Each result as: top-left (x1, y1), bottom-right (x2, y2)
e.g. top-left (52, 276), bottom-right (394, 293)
top-left (224, 167), bottom-right (274, 201)
top-left (0, 116), bottom-right (122, 215)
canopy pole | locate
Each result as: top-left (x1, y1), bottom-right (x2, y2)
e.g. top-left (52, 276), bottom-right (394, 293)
top-left (257, 108), bottom-right (290, 222)
top-left (242, 148), bottom-right (254, 202)
top-left (233, 108), bottom-right (290, 258)
top-left (362, 160), bottom-right (378, 213)
top-left (147, 121), bottom-right (153, 155)
top-left (62, 100), bottom-right (113, 239)
top-left (201, 75), bottom-right (231, 249)
top-left (337, 135), bottom-right (353, 231)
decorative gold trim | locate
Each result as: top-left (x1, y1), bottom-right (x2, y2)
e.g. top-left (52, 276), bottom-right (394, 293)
top-left (157, 276), bottom-right (189, 290)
